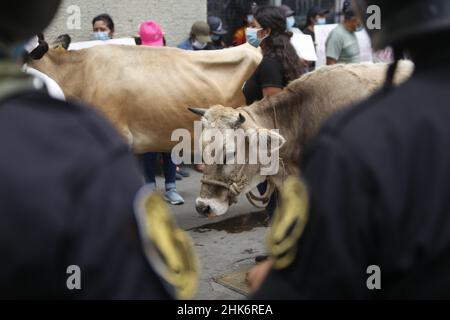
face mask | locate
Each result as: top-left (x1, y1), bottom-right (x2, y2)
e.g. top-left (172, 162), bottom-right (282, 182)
top-left (192, 40), bottom-right (207, 50)
top-left (286, 16), bottom-right (296, 30)
top-left (316, 18), bottom-right (327, 25)
top-left (94, 31), bottom-right (110, 41)
top-left (247, 15), bottom-right (253, 24)
top-left (356, 23), bottom-right (365, 32)
top-left (246, 27), bottom-right (265, 47)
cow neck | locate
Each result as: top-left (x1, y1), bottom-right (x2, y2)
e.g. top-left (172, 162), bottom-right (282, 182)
top-left (242, 98), bottom-right (279, 130)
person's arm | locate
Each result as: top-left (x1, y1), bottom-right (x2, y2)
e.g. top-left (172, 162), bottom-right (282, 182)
top-left (327, 57), bottom-right (337, 65)
top-left (252, 134), bottom-right (374, 299)
top-left (326, 30), bottom-right (342, 65)
top-left (263, 87), bottom-right (283, 97)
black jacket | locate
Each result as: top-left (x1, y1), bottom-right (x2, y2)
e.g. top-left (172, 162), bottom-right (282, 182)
top-left (0, 92), bottom-right (170, 299)
top-left (256, 58), bottom-right (450, 299)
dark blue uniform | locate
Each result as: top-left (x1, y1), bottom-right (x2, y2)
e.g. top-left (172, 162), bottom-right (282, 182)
top-left (255, 57), bottom-right (450, 299)
top-left (0, 90), bottom-right (171, 299)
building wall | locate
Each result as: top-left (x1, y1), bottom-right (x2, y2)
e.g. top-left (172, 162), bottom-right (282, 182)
top-left (44, 0), bottom-right (207, 47)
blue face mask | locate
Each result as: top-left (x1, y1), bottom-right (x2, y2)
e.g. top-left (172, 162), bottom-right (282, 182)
top-left (246, 27), bottom-right (264, 48)
top-left (286, 16), bottom-right (296, 30)
top-left (94, 31), bottom-right (110, 41)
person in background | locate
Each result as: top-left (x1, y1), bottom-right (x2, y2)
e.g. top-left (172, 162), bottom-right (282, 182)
top-left (207, 16), bottom-right (228, 50)
top-left (279, 4), bottom-right (312, 72)
top-left (92, 13), bottom-right (115, 40)
top-left (177, 20), bottom-right (211, 172)
top-left (243, 5), bottom-right (304, 104)
top-left (302, 6), bottom-right (329, 44)
top-left (243, 6), bottom-right (304, 258)
top-left (325, 1), bottom-right (360, 65)
top-left (232, 1), bottom-right (257, 47)
top-left (280, 4), bottom-right (297, 32)
top-left (177, 21), bottom-right (212, 51)
top-left (138, 21), bottom-right (185, 205)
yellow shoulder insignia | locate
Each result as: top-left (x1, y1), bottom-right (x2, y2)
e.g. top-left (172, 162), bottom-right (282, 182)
top-left (134, 185), bottom-right (199, 300)
top-left (268, 176), bottom-right (310, 270)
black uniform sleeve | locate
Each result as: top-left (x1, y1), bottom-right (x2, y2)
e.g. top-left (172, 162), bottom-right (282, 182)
top-left (65, 147), bottom-right (171, 300)
top-left (255, 134), bottom-right (376, 299)
top-left (259, 57), bottom-right (285, 89)
top-left (0, 93), bottom-right (171, 299)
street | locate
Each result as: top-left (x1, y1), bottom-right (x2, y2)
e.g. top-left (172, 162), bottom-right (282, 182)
top-left (155, 168), bottom-right (268, 300)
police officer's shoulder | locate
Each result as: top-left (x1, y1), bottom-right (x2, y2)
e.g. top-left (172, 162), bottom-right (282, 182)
top-left (301, 82), bottom-right (409, 171)
top-left (305, 68), bottom-right (450, 170)
top-left (315, 78), bottom-right (411, 145)
top-left (1, 91), bottom-right (129, 159)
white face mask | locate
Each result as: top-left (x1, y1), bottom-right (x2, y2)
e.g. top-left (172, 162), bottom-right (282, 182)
top-left (316, 17), bottom-right (327, 25)
top-left (192, 40), bottom-right (207, 50)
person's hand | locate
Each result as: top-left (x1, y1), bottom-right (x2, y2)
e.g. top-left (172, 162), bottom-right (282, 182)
top-left (246, 260), bottom-right (273, 294)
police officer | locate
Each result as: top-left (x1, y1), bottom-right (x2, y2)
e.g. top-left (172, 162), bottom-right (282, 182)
top-left (0, 2), bottom-right (196, 299)
top-left (249, 0), bottom-right (450, 299)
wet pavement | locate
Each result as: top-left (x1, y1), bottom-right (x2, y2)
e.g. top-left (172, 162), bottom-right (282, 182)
top-left (154, 167), bottom-right (268, 300)
top-left (191, 211), bottom-right (268, 234)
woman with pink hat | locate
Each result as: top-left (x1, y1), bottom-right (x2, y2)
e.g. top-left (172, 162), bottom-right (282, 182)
top-left (139, 20), bottom-right (165, 47)
top-left (138, 21), bottom-right (185, 205)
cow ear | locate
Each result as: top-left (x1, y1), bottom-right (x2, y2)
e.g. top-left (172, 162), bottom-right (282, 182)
top-left (257, 129), bottom-right (286, 152)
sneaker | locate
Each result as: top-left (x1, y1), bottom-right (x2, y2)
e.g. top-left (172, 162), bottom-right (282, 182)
top-left (178, 167), bottom-right (191, 178)
top-left (164, 189), bottom-right (185, 205)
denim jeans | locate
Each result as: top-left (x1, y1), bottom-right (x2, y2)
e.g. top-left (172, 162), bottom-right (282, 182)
top-left (140, 152), bottom-right (177, 190)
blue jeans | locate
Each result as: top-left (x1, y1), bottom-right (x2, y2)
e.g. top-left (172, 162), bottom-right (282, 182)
top-left (140, 153), bottom-right (177, 190)
top-left (257, 182), bottom-right (278, 219)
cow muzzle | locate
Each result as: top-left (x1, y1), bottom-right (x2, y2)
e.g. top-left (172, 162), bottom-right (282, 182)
top-left (195, 198), bottom-right (229, 218)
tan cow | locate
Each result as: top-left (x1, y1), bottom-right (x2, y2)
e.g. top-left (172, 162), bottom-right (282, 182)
top-left (30, 43), bottom-right (262, 153)
top-left (190, 61), bottom-right (414, 217)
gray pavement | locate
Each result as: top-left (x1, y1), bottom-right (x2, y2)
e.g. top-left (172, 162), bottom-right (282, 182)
top-left (155, 168), bottom-right (268, 300)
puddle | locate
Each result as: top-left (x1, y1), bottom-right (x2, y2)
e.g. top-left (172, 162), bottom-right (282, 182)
top-left (191, 211), bottom-right (268, 234)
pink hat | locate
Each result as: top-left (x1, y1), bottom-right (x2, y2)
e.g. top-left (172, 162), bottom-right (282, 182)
top-left (139, 21), bottom-right (164, 47)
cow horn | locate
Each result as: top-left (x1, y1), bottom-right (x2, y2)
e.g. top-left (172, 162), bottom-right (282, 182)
top-left (188, 107), bottom-right (207, 116)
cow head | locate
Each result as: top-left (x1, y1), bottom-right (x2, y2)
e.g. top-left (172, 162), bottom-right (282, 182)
top-left (189, 105), bottom-right (286, 217)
